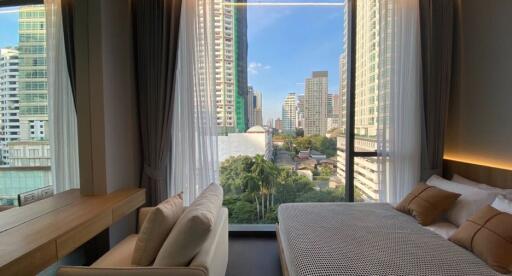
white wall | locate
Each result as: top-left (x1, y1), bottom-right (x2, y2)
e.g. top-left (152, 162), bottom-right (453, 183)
top-left (218, 132), bottom-right (272, 162)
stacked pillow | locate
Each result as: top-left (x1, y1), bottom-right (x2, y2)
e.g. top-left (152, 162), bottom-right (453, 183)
top-left (154, 183), bottom-right (223, 266)
top-left (132, 193), bottom-right (184, 266)
top-left (426, 175), bottom-right (498, 226)
top-left (396, 175), bottom-right (512, 273)
top-left (395, 182), bottom-right (461, 226)
top-left (449, 195), bottom-right (512, 274)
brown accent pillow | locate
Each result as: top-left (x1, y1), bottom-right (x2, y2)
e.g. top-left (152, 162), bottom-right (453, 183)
top-left (396, 183), bottom-right (461, 226)
top-left (449, 205), bottom-right (512, 274)
top-left (131, 194), bottom-right (184, 266)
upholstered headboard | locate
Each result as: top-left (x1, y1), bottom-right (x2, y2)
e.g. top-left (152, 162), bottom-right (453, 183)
top-left (443, 159), bottom-right (512, 189)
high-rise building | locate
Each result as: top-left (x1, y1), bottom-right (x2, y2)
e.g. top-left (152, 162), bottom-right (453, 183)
top-left (274, 118), bottom-right (282, 131)
top-left (339, 53), bottom-right (347, 133)
top-left (296, 95), bottom-right (305, 129)
top-left (304, 71), bottom-right (328, 136)
top-left (327, 93), bottom-right (334, 118)
top-left (281, 93), bottom-right (297, 134)
top-left (336, 0), bottom-right (391, 202)
top-left (253, 91), bottom-right (263, 126)
top-left (210, 0), bottom-right (248, 135)
top-left (247, 86), bottom-right (254, 127)
top-left (332, 94), bottom-right (341, 117)
top-left (18, 6), bottom-right (48, 141)
top-left (0, 48), bottom-right (21, 164)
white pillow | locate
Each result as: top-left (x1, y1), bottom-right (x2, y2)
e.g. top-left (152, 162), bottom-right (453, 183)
top-left (424, 221), bottom-right (458, 239)
top-left (452, 174), bottom-right (512, 197)
top-left (426, 175), bottom-right (498, 226)
top-left (491, 195), bottom-right (512, 214)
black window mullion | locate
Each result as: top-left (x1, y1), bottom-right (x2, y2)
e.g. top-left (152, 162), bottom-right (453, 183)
top-left (344, 0), bottom-right (357, 203)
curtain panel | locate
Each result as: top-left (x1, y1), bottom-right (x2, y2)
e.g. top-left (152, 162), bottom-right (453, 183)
top-left (419, 0), bottom-right (454, 180)
top-left (45, 0), bottom-right (80, 192)
top-left (60, 0), bottom-right (76, 108)
top-left (133, 0), bottom-right (182, 206)
top-left (169, 0), bottom-right (219, 206)
top-left (377, 0), bottom-right (422, 204)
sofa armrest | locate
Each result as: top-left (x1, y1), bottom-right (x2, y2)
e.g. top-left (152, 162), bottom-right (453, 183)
top-left (137, 207), bottom-right (154, 231)
top-left (57, 266), bottom-right (207, 276)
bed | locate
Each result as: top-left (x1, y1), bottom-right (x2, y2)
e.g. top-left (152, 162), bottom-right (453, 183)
top-left (276, 159), bottom-right (511, 276)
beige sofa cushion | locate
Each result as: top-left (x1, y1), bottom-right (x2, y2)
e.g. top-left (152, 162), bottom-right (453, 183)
top-left (92, 234), bottom-right (138, 267)
top-left (154, 184), bottom-right (223, 266)
top-left (131, 194), bottom-right (184, 266)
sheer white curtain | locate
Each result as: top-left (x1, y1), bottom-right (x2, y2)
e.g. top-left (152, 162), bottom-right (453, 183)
top-left (377, 0), bottom-right (422, 204)
top-left (169, 0), bottom-right (219, 205)
top-left (45, 0), bottom-right (80, 192)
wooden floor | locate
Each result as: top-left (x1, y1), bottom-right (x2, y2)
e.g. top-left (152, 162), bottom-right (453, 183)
top-left (227, 235), bottom-right (282, 276)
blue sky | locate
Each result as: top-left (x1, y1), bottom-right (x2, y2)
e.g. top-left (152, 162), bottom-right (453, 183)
top-left (0, 7), bottom-right (19, 49)
top-left (246, 2), bottom-right (346, 122)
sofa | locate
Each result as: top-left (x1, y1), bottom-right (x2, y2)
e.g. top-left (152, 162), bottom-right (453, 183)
top-left (57, 185), bottom-right (228, 276)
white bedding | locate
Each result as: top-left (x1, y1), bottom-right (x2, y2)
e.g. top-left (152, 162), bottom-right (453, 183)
top-left (424, 221), bottom-right (458, 239)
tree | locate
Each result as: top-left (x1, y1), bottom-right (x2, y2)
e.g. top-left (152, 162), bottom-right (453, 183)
top-left (295, 128), bottom-right (304, 137)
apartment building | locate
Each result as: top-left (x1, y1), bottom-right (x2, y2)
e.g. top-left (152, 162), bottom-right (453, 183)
top-left (0, 48), bottom-right (20, 165)
top-left (281, 93), bottom-right (297, 134)
top-left (304, 71), bottom-right (328, 136)
top-left (18, 6), bottom-right (48, 141)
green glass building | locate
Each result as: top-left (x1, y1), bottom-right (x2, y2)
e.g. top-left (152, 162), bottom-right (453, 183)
top-left (18, 6), bottom-right (48, 141)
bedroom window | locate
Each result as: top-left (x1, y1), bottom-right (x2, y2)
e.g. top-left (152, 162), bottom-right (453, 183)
top-left (213, 0), bottom-right (348, 225)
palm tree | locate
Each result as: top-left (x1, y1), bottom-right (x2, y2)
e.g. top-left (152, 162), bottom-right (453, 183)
top-left (252, 155), bottom-right (272, 220)
top-left (241, 174), bottom-right (260, 221)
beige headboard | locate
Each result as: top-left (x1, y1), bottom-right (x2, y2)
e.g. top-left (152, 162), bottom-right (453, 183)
top-left (443, 159), bottom-right (512, 189)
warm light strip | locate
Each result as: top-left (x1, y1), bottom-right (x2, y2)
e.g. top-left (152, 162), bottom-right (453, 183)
top-left (224, 2), bottom-right (344, 7)
top-left (444, 156), bottom-right (512, 172)
top-left (0, 9), bottom-right (18, 14)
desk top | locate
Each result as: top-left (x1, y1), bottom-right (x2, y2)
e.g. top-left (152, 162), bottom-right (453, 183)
top-left (0, 187), bottom-right (145, 275)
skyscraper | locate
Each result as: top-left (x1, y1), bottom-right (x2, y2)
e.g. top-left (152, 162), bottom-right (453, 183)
top-left (339, 53), bottom-right (347, 133)
top-left (296, 95), bottom-right (305, 129)
top-left (253, 91), bottom-right (263, 126)
top-left (0, 48), bottom-right (21, 164)
top-left (281, 93), bottom-right (297, 134)
top-left (327, 93), bottom-right (334, 118)
top-left (304, 71), bottom-right (328, 136)
top-left (247, 86), bottom-right (254, 127)
top-left (336, 0), bottom-right (391, 202)
top-left (18, 6), bottom-right (48, 141)
top-left (211, 0), bottom-right (248, 135)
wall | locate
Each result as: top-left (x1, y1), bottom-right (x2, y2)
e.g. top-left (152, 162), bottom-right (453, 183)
top-left (444, 0), bottom-right (512, 170)
top-left (75, 0), bottom-right (141, 247)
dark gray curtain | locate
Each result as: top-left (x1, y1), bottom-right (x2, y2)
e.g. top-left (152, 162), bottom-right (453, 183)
top-left (419, 0), bottom-right (454, 179)
top-left (61, 0), bottom-right (76, 108)
top-left (133, 0), bottom-right (182, 206)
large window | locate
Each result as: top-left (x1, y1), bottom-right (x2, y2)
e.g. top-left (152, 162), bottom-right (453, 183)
top-left (0, 4), bottom-right (53, 206)
top-left (210, 0), bottom-right (349, 224)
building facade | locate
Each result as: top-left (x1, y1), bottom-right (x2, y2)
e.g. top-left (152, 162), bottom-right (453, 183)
top-left (7, 140), bottom-right (51, 167)
top-left (209, 0), bottom-right (249, 135)
top-left (336, 0), bottom-right (391, 202)
top-left (18, 6), bottom-right (49, 141)
top-left (296, 94), bottom-right (305, 129)
top-left (247, 86), bottom-right (254, 127)
top-left (281, 93), bottom-right (297, 134)
top-left (274, 118), bottom-right (281, 131)
top-left (0, 48), bottom-right (21, 165)
top-left (217, 126), bottom-right (273, 162)
top-left (253, 91), bottom-right (263, 126)
top-left (304, 71), bottom-right (328, 136)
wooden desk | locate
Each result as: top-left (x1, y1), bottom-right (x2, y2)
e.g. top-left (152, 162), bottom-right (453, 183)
top-left (0, 187), bottom-right (145, 275)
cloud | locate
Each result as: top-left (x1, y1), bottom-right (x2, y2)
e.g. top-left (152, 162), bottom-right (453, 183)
top-left (248, 62), bottom-right (271, 75)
